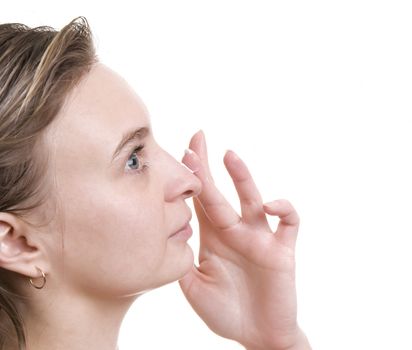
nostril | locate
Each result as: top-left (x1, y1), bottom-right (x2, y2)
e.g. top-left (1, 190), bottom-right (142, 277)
top-left (182, 189), bottom-right (194, 198)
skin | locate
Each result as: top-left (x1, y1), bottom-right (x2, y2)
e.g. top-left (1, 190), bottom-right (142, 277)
top-left (0, 62), bottom-right (310, 349)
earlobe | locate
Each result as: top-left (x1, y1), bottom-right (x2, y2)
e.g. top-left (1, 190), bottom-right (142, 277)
top-left (0, 213), bottom-right (47, 279)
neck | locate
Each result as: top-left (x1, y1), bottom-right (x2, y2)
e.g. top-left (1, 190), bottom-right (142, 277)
top-left (5, 287), bottom-right (138, 350)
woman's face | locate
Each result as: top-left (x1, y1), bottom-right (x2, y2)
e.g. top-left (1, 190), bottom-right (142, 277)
top-left (44, 63), bottom-right (201, 298)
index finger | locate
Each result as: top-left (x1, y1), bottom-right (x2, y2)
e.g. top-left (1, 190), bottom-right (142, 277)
top-left (182, 147), bottom-right (240, 230)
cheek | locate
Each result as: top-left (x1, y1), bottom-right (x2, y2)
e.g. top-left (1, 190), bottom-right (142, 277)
top-left (56, 179), bottom-right (167, 294)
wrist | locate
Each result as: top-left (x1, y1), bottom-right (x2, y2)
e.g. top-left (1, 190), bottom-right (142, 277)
top-left (282, 330), bottom-right (311, 350)
top-left (244, 328), bottom-right (311, 350)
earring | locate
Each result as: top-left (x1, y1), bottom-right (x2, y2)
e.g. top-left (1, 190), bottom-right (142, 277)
top-left (29, 266), bottom-right (46, 289)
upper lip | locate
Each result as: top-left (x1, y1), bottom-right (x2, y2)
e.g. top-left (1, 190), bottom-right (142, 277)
top-left (169, 214), bottom-right (192, 237)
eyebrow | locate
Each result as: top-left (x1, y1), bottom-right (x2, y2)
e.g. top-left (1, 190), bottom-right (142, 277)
top-left (112, 126), bottom-right (150, 162)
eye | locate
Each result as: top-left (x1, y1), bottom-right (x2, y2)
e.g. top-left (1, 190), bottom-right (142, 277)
top-left (125, 145), bottom-right (148, 174)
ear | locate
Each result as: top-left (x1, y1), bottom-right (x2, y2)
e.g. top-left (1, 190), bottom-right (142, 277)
top-left (0, 212), bottom-right (49, 279)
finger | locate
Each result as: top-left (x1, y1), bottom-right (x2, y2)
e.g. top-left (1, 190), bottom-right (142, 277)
top-left (179, 263), bottom-right (199, 296)
top-left (223, 150), bottom-right (270, 229)
top-left (192, 197), bottom-right (216, 263)
top-left (193, 196), bottom-right (210, 228)
top-left (263, 199), bottom-right (300, 248)
top-left (182, 148), bottom-right (240, 230)
top-left (188, 130), bottom-right (214, 183)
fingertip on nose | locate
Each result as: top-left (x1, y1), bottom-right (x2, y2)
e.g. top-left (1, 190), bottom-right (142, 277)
top-left (182, 148), bottom-right (200, 173)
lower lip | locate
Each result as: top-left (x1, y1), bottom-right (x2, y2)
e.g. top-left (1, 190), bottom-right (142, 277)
top-left (169, 224), bottom-right (193, 240)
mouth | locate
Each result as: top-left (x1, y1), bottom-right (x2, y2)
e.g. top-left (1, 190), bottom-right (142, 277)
top-left (169, 217), bottom-right (193, 240)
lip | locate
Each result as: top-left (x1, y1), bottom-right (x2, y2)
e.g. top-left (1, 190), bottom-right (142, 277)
top-left (169, 222), bottom-right (193, 240)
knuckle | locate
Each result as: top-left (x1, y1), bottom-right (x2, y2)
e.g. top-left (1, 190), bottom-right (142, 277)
top-left (242, 197), bottom-right (262, 207)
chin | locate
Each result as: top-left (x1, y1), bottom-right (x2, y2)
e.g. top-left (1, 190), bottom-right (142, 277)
top-left (123, 246), bottom-right (195, 296)
top-left (159, 244), bottom-right (195, 287)
top-left (177, 245), bottom-right (195, 277)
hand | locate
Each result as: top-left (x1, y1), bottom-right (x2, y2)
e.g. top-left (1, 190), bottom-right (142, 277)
top-left (179, 131), bottom-right (310, 350)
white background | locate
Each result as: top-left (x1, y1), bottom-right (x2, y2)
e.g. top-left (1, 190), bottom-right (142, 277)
top-left (2, 1), bottom-right (412, 349)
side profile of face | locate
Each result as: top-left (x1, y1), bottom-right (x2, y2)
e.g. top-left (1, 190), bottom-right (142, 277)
top-left (42, 63), bottom-right (201, 298)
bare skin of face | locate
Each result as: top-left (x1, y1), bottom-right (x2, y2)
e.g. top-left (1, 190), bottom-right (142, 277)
top-left (0, 62), bottom-right (310, 350)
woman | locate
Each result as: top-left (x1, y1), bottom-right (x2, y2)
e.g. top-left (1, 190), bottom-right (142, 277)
top-left (0, 16), bottom-right (311, 350)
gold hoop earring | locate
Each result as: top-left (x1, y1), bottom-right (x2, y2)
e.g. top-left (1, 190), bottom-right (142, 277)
top-left (29, 266), bottom-right (46, 290)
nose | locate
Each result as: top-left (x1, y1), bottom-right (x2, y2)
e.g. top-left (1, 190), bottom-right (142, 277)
top-left (163, 152), bottom-right (202, 202)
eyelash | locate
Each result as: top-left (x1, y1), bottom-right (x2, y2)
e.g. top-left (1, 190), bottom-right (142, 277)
top-left (125, 144), bottom-right (150, 174)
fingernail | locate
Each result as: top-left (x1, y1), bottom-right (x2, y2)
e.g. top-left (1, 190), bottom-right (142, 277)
top-left (264, 200), bottom-right (280, 207)
top-left (193, 129), bottom-right (204, 141)
top-left (199, 132), bottom-right (204, 147)
top-left (183, 149), bottom-right (200, 173)
top-left (184, 148), bottom-right (195, 156)
top-left (226, 149), bottom-right (240, 161)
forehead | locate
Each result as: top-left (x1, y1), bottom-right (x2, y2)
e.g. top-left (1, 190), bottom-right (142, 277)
top-left (46, 62), bottom-right (150, 161)
top-left (58, 62), bottom-right (150, 130)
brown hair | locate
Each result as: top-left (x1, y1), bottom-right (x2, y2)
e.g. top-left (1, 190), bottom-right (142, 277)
top-left (0, 16), bottom-right (97, 349)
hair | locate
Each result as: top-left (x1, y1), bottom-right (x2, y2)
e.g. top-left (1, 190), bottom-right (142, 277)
top-left (0, 16), bottom-right (98, 349)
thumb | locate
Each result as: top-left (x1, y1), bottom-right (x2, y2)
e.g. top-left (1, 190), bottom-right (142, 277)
top-left (263, 199), bottom-right (300, 249)
top-left (178, 264), bottom-right (199, 297)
